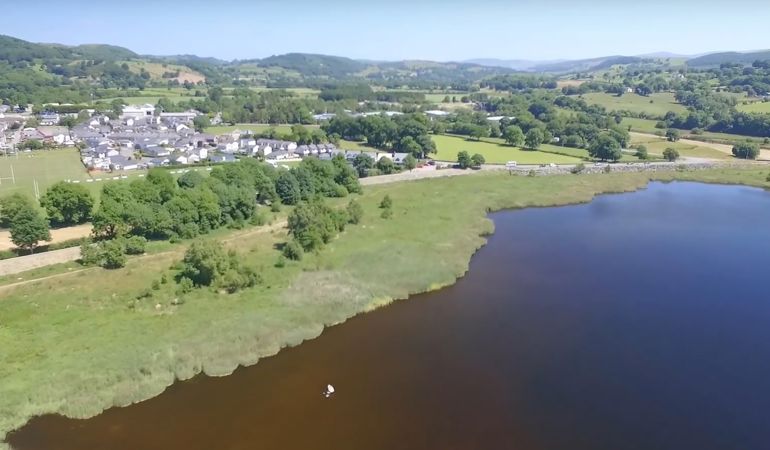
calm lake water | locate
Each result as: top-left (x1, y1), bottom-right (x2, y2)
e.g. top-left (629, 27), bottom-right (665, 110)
top-left (9, 182), bottom-right (770, 450)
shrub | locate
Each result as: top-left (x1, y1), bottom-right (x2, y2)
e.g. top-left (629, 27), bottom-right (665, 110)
top-left (381, 207), bottom-right (393, 219)
top-left (379, 195), bottom-right (393, 209)
top-left (101, 240), bottom-right (127, 269)
top-left (275, 256), bottom-right (287, 268)
top-left (603, 165), bottom-right (612, 174)
top-left (177, 277), bottom-right (194, 295)
top-left (663, 147), bottom-right (680, 162)
top-left (282, 240), bottom-right (304, 261)
top-left (635, 145), bottom-right (648, 160)
top-left (123, 236), bottom-right (147, 255)
top-left (470, 153), bottom-right (486, 167)
top-left (570, 163), bottom-right (586, 174)
top-left (346, 199), bottom-right (364, 224)
top-left (151, 280), bottom-right (161, 290)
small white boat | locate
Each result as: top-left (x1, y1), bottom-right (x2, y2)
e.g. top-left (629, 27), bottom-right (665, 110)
top-left (323, 384), bottom-right (335, 398)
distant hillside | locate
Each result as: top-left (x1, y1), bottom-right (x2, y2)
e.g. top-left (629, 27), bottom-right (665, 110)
top-left (464, 58), bottom-right (548, 71)
top-left (687, 50), bottom-right (770, 67)
top-left (0, 35), bottom-right (138, 63)
top-left (530, 56), bottom-right (644, 73)
top-left (257, 53), bottom-right (368, 77)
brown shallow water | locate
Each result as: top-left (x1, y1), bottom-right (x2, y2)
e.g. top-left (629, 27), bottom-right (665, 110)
top-left (9, 182), bottom-right (770, 450)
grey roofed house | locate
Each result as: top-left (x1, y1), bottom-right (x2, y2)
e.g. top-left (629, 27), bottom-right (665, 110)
top-left (211, 154), bottom-right (237, 163)
top-left (142, 145), bottom-right (171, 157)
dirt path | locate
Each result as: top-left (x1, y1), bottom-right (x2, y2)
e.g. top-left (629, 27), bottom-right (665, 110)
top-left (0, 246), bottom-right (81, 277)
top-left (0, 223), bottom-right (92, 251)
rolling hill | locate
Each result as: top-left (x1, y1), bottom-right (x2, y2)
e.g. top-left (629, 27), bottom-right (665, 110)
top-left (687, 50), bottom-right (770, 67)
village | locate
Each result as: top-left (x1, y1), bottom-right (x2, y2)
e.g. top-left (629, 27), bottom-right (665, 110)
top-left (0, 103), bottom-right (414, 173)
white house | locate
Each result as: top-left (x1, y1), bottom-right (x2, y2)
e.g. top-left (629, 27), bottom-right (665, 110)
top-left (120, 104), bottom-right (156, 120)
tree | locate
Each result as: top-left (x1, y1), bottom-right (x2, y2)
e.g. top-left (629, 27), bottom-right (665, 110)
top-left (732, 142), bottom-right (760, 159)
top-left (457, 151), bottom-right (472, 169)
top-left (403, 154), bottom-right (417, 171)
top-left (346, 199), bottom-right (364, 224)
top-left (665, 128), bottom-right (680, 142)
top-left (352, 153), bottom-right (375, 178)
top-left (635, 145), bottom-right (649, 160)
top-left (58, 115), bottom-right (78, 130)
top-left (588, 133), bottom-right (622, 162)
top-left (179, 240), bottom-right (230, 287)
top-left (177, 171), bottom-right (205, 189)
top-left (525, 128), bottom-right (544, 149)
top-left (10, 204), bottom-right (51, 253)
top-left (0, 193), bottom-right (34, 228)
top-left (471, 153), bottom-right (486, 168)
top-left (282, 240), bottom-right (304, 261)
top-left (399, 136), bottom-right (423, 157)
top-left (663, 147), bottom-right (680, 162)
top-left (101, 240), bottom-right (127, 269)
top-left (275, 171), bottom-right (301, 205)
top-left (468, 125), bottom-right (489, 141)
top-left (502, 125), bottom-right (525, 147)
top-left (376, 157), bottom-right (396, 175)
top-left (193, 115), bottom-right (210, 133)
top-left (40, 182), bottom-right (94, 226)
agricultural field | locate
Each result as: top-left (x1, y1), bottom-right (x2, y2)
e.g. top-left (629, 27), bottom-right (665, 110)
top-left (123, 61), bottom-right (206, 84)
top-left (736, 101), bottom-right (770, 113)
top-left (98, 87), bottom-right (199, 105)
top-left (432, 135), bottom-right (582, 164)
top-left (579, 92), bottom-right (687, 117)
top-left (621, 117), bottom-right (666, 134)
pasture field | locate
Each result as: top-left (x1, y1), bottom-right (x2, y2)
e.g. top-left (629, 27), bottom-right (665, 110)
top-left (621, 117), bottom-right (662, 134)
top-left (432, 135), bottom-right (582, 164)
top-left (1, 167), bottom-right (769, 449)
top-left (737, 101), bottom-right (770, 114)
top-left (579, 92), bottom-right (687, 117)
top-left (123, 61), bottom-right (206, 84)
top-left (629, 134), bottom-right (731, 160)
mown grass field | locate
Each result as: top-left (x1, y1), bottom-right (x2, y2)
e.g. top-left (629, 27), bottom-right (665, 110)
top-left (629, 134), bottom-right (731, 160)
top-left (736, 101), bottom-right (770, 114)
top-left (432, 135), bottom-right (582, 164)
top-left (579, 92), bottom-right (687, 117)
top-left (0, 150), bottom-right (92, 199)
top-left (1, 168), bottom-right (769, 447)
top-left (622, 117), bottom-right (770, 147)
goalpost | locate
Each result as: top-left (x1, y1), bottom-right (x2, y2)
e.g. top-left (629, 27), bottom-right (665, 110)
top-left (0, 164), bottom-right (15, 186)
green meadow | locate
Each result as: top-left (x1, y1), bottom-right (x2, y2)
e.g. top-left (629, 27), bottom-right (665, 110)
top-left (580, 92), bottom-right (687, 117)
top-left (736, 101), bottom-right (770, 114)
top-left (432, 135), bottom-right (582, 164)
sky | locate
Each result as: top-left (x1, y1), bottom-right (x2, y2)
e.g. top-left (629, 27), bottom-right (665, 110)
top-left (3, 0), bottom-right (770, 62)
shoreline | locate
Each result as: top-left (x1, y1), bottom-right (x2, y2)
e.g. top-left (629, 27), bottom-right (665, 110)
top-left (3, 169), bottom-right (769, 448)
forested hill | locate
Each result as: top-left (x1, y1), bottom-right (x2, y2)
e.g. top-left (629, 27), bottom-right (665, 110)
top-left (687, 50), bottom-right (770, 68)
top-left (0, 35), bottom-right (137, 62)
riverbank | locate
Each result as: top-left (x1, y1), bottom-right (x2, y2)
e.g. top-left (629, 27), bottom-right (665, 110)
top-left (1, 168), bottom-right (768, 447)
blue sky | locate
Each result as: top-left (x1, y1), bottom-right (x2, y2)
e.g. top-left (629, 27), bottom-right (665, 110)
top-left (4, 0), bottom-right (769, 61)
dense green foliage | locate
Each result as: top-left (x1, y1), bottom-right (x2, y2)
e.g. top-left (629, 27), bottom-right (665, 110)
top-left (178, 240), bottom-right (260, 293)
top-left (663, 148), bottom-right (680, 162)
top-left (0, 193), bottom-right (34, 229)
top-left (732, 142), bottom-right (760, 159)
top-left (9, 202), bottom-right (51, 252)
top-left (40, 182), bottom-right (95, 226)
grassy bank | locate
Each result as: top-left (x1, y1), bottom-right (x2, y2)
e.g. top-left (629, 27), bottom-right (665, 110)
top-left (1, 168), bottom-right (769, 447)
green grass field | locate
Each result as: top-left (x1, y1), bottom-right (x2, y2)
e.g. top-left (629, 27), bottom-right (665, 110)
top-left (629, 134), bottom-right (731, 160)
top-left (579, 92), bottom-right (687, 117)
top-left (432, 135), bottom-right (582, 164)
top-left (0, 150), bottom-right (92, 199)
top-left (1, 168), bottom-right (769, 447)
top-left (736, 101), bottom-right (770, 114)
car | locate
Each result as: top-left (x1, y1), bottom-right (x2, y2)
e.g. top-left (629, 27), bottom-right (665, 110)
top-left (548, 163), bottom-right (556, 167)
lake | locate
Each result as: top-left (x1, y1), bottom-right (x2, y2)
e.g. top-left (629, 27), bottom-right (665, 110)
top-left (9, 181), bottom-right (770, 450)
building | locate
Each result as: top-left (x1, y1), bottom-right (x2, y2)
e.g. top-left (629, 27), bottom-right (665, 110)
top-left (39, 112), bottom-right (61, 126)
top-left (120, 104), bottom-right (156, 120)
top-left (159, 110), bottom-right (199, 123)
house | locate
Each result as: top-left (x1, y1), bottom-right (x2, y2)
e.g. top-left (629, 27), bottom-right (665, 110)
top-left (313, 113), bottom-right (337, 121)
top-left (390, 152), bottom-right (411, 165)
top-left (210, 154), bottom-right (237, 163)
top-left (109, 156), bottom-right (140, 171)
top-left (38, 112), bottom-right (60, 126)
top-left (21, 128), bottom-right (46, 141)
top-left (159, 110), bottom-right (199, 123)
top-left (120, 104), bottom-right (156, 120)
top-left (217, 141), bottom-right (240, 153)
top-left (425, 110), bottom-right (451, 119)
top-left (174, 155), bottom-right (189, 165)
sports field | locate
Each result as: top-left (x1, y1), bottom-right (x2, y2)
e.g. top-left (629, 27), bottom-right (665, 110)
top-left (0, 150), bottom-right (92, 199)
top-left (580, 92), bottom-right (687, 117)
